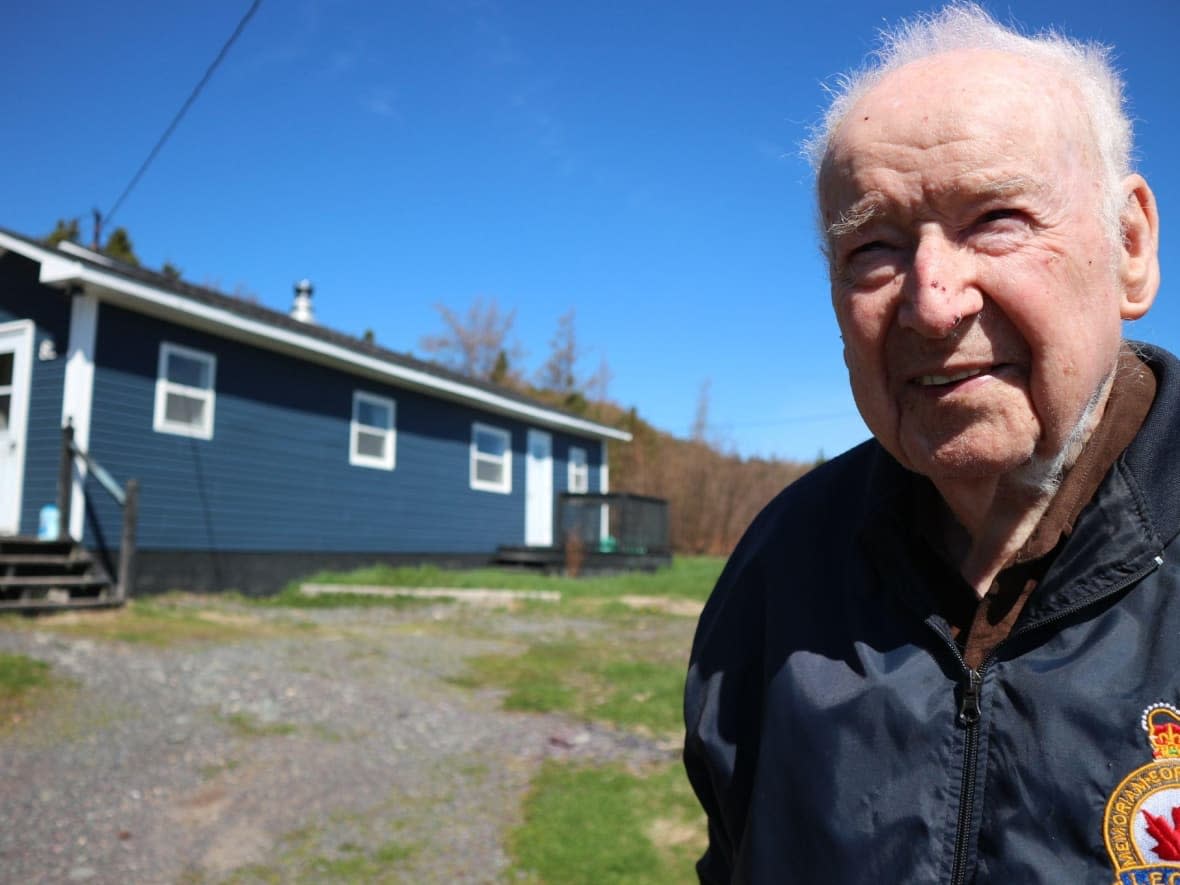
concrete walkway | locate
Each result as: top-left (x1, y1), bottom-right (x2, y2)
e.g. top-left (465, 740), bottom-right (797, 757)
top-left (299, 584), bottom-right (561, 604)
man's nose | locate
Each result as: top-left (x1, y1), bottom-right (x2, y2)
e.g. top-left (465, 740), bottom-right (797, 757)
top-left (897, 231), bottom-right (984, 337)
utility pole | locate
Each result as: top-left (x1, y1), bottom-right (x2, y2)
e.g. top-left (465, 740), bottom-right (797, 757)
top-left (91, 208), bottom-right (103, 251)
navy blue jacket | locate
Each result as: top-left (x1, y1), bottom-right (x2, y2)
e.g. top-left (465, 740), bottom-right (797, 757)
top-left (684, 345), bottom-right (1180, 884)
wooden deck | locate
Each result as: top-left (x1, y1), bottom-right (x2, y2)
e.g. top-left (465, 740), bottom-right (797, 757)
top-left (494, 545), bottom-right (671, 575)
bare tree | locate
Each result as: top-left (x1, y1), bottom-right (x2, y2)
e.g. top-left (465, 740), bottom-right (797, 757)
top-left (419, 297), bottom-right (522, 383)
top-left (608, 398), bottom-right (814, 556)
top-left (536, 308), bottom-right (581, 394)
top-left (691, 379), bottom-right (712, 442)
top-left (585, 355), bottom-right (614, 418)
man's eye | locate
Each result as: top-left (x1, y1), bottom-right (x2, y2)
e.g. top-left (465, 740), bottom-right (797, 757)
top-left (976, 208), bottom-right (1026, 227)
top-left (838, 240), bottom-right (902, 287)
top-left (968, 209), bottom-right (1032, 250)
top-left (849, 240), bottom-right (893, 258)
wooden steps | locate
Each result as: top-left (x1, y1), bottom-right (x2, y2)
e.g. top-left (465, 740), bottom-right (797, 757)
top-left (0, 538), bottom-right (121, 611)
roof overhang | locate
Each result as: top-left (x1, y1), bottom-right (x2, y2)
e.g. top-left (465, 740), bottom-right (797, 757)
top-left (0, 232), bottom-right (631, 442)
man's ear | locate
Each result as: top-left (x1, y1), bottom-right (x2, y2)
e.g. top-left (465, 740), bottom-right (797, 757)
top-left (1119, 174), bottom-right (1160, 320)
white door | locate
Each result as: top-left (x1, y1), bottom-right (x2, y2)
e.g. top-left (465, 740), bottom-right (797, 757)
top-left (0, 322), bottom-right (34, 536)
top-left (525, 429), bottom-right (553, 547)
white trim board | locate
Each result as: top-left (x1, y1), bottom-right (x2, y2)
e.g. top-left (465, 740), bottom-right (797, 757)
top-left (0, 320), bottom-right (34, 535)
top-left (0, 232), bottom-right (630, 443)
top-left (62, 294), bottom-right (99, 541)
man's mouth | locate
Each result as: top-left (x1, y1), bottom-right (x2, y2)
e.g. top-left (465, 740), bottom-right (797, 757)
top-left (915, 367), bottom-right (986, 387)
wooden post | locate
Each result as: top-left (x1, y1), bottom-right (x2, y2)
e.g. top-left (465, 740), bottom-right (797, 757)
top-left (116, 479), bottom-right (139, 603)
top-left (57, 422), bottom-right (74, 541)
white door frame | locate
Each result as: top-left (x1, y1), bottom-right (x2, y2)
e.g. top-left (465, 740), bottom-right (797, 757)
top-left (525, 429), bottom-right (553, 547)
top-left (0, 320), bottom-right (35, 535)
top-left (61, 293), bottom-right (98, 541)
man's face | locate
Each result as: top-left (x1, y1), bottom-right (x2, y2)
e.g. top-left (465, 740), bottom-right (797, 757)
top-left (819, 50), bottom-right (1131, 485)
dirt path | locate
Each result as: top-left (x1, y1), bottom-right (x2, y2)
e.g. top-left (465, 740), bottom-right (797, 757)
top-left (0, 600), bottom-right (680, 884)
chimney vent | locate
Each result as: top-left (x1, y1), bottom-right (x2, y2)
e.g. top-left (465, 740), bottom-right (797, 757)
top-left (291, 279), bottom-right (315, 323)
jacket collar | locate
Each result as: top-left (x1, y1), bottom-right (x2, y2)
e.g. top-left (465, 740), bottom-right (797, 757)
top-left (1122, 342), bottom-right (1180, 550)
top-left (859, 342), bottom-right (1180, 629)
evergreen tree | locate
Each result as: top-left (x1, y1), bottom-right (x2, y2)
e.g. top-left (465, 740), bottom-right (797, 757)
top-left (489, 349), bottom-right (512, 385)
top-left (101, 227), bottom-right (140, 266)
top-left (44, 218), bottom-right (80, 247)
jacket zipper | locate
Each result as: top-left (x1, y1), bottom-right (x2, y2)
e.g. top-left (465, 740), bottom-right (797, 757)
top-left (949, 663), bottom-right (983, 885)
top-left (942, 553), bottom-right (1164, 884)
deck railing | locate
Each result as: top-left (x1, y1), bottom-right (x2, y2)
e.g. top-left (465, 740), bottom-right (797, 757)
top-left (58, 421), bottom-right (139, 601)
top-left (557, 492), bottom-right (670, 556)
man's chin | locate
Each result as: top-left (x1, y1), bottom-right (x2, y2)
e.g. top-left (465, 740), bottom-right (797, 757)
top-left (899, 434), bottom-right (1041, 488)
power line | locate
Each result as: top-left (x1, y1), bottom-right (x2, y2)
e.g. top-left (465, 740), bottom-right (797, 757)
top-left (102, 0), bottom-right (263, 233)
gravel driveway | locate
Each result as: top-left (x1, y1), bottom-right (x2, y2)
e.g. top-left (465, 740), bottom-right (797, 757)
top-left (0, 598), bottom-right (683, 884)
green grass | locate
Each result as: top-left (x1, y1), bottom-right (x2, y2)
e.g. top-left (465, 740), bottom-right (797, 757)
top-left (266, 556), bottom-right (725, 607)
top-left (220, 711), bottom-right (297, 738)
top-left (0, 651), bottom-right (51, 698)
top-left (221, 823), bottom-right (416, 884)
top-left (258, 587), bottom-right (434, 610)
top-left (303, 839), bottom-right (414, 881)
top-left (1, 596), bottom-right (309, 646)
top-left (509, 761), bottom-right (705, 884)
top-left (0, 651), bottom-right (69, 731)
top-left (198, 757), bottom-right (241, 780)
top-left (453, 621), bottom-right (691, 736)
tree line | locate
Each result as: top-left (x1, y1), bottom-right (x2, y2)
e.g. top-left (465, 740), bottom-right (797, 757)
top-left (417, 297), bottom-right (817, 555)
top-left (43, 217), bottom-right (186, 280)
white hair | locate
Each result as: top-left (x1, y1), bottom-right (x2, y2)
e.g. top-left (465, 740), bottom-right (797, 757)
top-left (804, 2), bottom-right (1133, 240)
top-left (1011, 363), bottom-right (1113, 496)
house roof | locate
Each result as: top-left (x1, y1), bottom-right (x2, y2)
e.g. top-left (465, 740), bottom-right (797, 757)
top-left (0, 227), bottom-right (630, 443)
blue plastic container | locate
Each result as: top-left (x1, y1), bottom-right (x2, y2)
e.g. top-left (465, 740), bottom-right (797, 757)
top-left (38, 504), bottom-right (60, 540)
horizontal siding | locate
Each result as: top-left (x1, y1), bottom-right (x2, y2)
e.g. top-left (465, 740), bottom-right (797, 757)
top-left (85, 304), bottom-right (604, 554)
top-left (552, 433), bottom-right (603, 495)
top-left (0, 252), bottom-right (71, 535)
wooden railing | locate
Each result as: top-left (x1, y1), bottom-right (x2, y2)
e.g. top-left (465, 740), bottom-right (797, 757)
top-left (57, 421), bottom-right (139, 601)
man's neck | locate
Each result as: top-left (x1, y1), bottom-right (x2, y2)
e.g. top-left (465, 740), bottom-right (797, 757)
top-left (911, 347), bottom-right (1157, 626)
top-left (929, 362), bottom-right (1124, 598)
top-left (933, 477), bottom-right (1055, 598)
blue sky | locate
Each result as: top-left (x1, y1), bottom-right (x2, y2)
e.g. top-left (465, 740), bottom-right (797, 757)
top-left (3, 1), bottom-right (1177, 461)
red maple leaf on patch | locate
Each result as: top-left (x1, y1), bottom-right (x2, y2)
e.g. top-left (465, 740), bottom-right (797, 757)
top-left (1143, 806), bottom-right (1180, 861)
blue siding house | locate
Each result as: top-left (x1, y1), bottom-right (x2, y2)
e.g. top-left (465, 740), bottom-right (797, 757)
top-left (0, 228), bottom-right (630, 593)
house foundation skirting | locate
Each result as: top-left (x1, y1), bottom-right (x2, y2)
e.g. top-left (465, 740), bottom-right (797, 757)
top-left (130, 550), bottom-right (496, 596)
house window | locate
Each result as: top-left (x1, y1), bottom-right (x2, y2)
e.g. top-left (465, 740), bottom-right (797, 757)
top-left (568, 446), bottom-right (589, 493)
top-left (351, 391), bottom-right (396, 470)
top-left (153, 342), bottom-right (216, 439)
top-left (470, 422), bottom-right (511, 493)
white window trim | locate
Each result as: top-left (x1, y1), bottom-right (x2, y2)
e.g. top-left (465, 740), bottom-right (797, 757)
top-left (568, 445), bottom-right (589, 494)
top-left (470, 421), bottom-right (512, 494)
top-left (350, 390), bottom-right (396, 470)
top-left (153, 341), bottom-right (216, 439)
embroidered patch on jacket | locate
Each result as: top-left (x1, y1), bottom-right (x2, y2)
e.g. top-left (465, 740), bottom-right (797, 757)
top-left (1105, 704), bottom-right (1180, 884)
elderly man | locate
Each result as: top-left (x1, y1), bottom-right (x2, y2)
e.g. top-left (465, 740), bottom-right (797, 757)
top-left (684, 5), bottom-right (1175, 883)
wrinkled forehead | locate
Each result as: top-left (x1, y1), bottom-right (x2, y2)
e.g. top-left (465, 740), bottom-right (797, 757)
top-left (818, 50), bottom-right (1093, 214)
